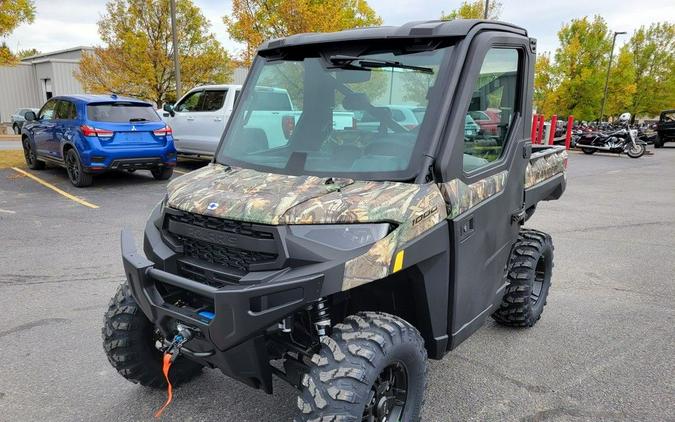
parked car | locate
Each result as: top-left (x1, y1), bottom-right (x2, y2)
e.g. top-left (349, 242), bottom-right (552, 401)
top-left (655, 109), bottom-right (675, 148)
top-left (163, 84), bottom-right (355, 155)
top-left (10, 108), bottom-right (40, 134)
top-left (161, 84), bottom-right (240, 156)
top-left (21, 94), bottom-right (176, 187)
top-left (468, 109), bottom-right (499, 135)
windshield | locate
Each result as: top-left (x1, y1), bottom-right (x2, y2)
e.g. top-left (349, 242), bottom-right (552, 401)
top-left (216, 43), bottom-right (453, 180)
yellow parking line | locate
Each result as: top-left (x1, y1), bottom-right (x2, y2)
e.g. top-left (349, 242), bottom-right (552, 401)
top-left (11, 167), bottom-right (100, 209)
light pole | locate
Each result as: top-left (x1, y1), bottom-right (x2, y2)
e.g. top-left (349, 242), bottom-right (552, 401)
top-left (170, 0), bottom-right (182, 100)
top-left (484, 0), bottom-right (489, 19)
top-left (599, 31), bottom-right (626, 122)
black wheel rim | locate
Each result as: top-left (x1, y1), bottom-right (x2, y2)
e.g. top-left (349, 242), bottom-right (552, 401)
top-left (66, 152), bottom-right (80, 183)
top-left (363, 362), bottom-right (408, 422)
top-left (23, 140), bottom-right (35, 165)
top-left (531, 255), bottom-right (546, 304)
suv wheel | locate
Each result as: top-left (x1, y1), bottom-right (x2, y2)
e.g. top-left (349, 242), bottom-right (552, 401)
top-left (22, 139), bottom-right (45, 170)
top-left (151, 167), bottom-right (174, 180)
top-left (296, 312), bottom-right (428, 422)
top-left (65, 149), bottom-right (93, 187)
top-left (654, 135), bottom-right (663, 148)
top-left (492, 229), bottom-right (554, 327)
top-left (102, 283), bottom-right (203, 388)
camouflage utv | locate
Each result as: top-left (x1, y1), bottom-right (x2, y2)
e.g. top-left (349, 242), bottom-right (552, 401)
top-left (103, 19), bottom-right (567, 421)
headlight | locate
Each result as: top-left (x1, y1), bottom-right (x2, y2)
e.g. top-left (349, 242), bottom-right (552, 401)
top-left (289, 224), bottom-right (391, 251)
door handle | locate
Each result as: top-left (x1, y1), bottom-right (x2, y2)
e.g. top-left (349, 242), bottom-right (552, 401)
top-left (214, 117), bottom-right (222, 122)
top-left (186, 117), bottom-right (195, 121)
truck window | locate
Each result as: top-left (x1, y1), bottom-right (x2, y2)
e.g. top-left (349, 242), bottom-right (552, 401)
top-left (202, 90), bottom-right (227, 111)
top-left (175, 90), bottom-right (204, 112)
top-left (251, 90), bottom-right (293, 111)
top-left (463, 48), bottom-right (520, 171)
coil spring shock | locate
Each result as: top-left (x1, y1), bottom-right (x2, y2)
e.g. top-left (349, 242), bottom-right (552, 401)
top-left (310, 297), bottom-right (331, 338)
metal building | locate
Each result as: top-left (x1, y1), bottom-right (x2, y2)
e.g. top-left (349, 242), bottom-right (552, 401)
top-left (0, 47), bottom-right (92, 122)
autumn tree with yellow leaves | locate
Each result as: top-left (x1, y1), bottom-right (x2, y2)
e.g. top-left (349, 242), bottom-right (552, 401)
top-left (0, 0), bottom-right (35, 64)
top-left (77, 0), bottom-right (231, 106)
top-left (224, 0), bottom-right (382, 65)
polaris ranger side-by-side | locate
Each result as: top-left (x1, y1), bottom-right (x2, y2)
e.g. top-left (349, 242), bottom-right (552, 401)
top-left (103, 20), bottom-right (567, 421)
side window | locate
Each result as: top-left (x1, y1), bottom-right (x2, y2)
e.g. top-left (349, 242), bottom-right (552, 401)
top-left (55, 101), bottom-right (77, 120)
top-left (175, 90), bottom-right (204, 112)
top-left (463, 48), bottom-right (520, 171)
top-left (202, 90), bottom-right (227, 112)
top-left (39, 100), bottom-right (58, 120)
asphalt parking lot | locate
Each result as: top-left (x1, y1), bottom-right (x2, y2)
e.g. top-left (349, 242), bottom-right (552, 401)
top-left (0, 148), bottom-right (673, 422)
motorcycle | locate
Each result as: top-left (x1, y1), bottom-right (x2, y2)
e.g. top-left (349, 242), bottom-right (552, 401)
top-left (575, 126), bottom-right (647, 158)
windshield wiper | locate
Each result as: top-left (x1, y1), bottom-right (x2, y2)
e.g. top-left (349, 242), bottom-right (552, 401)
top-left (129, 118), bottom-right (149, 122)
top-left (329, 55), bottom-right (433, 74)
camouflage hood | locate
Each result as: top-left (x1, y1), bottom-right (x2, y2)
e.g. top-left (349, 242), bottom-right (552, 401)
top-left (166, 164), bottom-right (438, 225)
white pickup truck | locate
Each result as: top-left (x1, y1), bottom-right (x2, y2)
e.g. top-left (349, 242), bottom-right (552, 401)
top-left (162, 85), bottom-right (354, 156)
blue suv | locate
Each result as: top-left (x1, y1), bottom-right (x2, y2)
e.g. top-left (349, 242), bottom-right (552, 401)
top-left (21, 94), bottom-right (177, 187)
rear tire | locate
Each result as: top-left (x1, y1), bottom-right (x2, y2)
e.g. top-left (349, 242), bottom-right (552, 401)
top-left (22, 138), bottom-right (45, 170)
top-left (295, 312), bottom-right (428, 422)
top-left (102, 283), bottom-right (203, 388)
top-left (492, 229), bottom-right (554, 328)
top-left (13, 124), bottom-right (20, 135)
top-left (654, 135), bottom-right (663, 148)
top-left (151, 167), bottom-right (173, 180)
top-left (65, 149), bottom-right (93, 187)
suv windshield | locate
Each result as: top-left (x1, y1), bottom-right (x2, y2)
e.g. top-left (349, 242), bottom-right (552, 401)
top-left (216, 43), bottom-right (453, 180)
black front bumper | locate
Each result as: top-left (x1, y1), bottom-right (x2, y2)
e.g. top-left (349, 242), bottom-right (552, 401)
top-left (121, 229), bottom-right (328, 392)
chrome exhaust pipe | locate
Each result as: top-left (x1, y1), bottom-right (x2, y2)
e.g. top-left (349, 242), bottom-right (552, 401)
top-left (576, 144), bottom-right (611, 151)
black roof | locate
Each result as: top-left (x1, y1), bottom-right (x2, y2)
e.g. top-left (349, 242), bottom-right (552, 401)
top-left (259, 19), bottom-right (527, 52)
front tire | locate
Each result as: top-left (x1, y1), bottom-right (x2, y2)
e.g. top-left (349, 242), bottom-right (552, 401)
top-left (493, 229), bottom-right (554, 328)
top-left (65, 149), bottom-right (93, 187)
top-left (654, 135), bottom-right (663, 148)
top-left (296, 312), bottom-right (428, 422)
top-left (626, 143), bottom-right (646, 158)
top-left (102, 283), bottom-right (203, 388)
top-left (151, 167), bottom-right (173, 180)
top-left (22, 138), bottom-right (45, 170)
top-left (581, 147), bottom-right (596, 155)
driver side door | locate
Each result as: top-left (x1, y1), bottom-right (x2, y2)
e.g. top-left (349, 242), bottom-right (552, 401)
top-left (169, 89), bottom-right (205, 154)
top-left (33, 99), bottom-right (58, 157)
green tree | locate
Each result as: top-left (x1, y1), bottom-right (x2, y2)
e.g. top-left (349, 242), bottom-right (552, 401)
top-left (627, 22), bottom-right (675, 118)
top-left (76, 0), bottom-right (231, 106)
top-left (441, 0), bottom-right (501, 20)
top-left (533, 53), bottom-right (558, 116)
top-left (16, 47), bottom-right (40, 58)
top-left (224, 0), bottom-right (382, 65)
top-left (0, 0), bottom-right (35, 64)
top-left (551, 16), bottom-right (612, 121)
top-left (605, 45), bottom-right (636, 118)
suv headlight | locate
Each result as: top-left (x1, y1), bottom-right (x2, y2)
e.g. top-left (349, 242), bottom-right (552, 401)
top-left (289, 223), bottom-right (391, 251)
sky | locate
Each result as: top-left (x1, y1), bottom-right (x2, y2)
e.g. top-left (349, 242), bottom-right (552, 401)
top-left (4, 0), bottom-right (675, 58)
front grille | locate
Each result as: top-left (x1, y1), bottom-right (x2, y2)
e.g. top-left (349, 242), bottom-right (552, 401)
top-left (164, 209), bottom-right (281, 276)
top-left (169, 211), bottom-right (274, 240)
top-left (177, 234), bottom-right (277, 273)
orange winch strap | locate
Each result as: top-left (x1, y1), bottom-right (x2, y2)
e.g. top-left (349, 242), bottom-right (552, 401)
top-left (154, 353), bottom-right (174, 418)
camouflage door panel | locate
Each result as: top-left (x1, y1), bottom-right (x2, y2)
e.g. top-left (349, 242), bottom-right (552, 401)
top-left (525, 148), bottom-right (567, 188)
top-left (439, 171), bottom-right (508, 219)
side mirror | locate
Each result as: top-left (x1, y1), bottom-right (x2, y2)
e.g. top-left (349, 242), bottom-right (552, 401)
top-left (163, 103), bottom-right (175, 117)
top-left (24, 111), bottom-right (37, 121)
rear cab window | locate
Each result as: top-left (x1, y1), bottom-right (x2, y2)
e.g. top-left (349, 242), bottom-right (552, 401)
top-left (86, 102), bottom-right (161, 123)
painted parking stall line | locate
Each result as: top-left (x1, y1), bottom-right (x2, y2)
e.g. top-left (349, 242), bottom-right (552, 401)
top-left (11, 167), bottom-right (100, 209)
